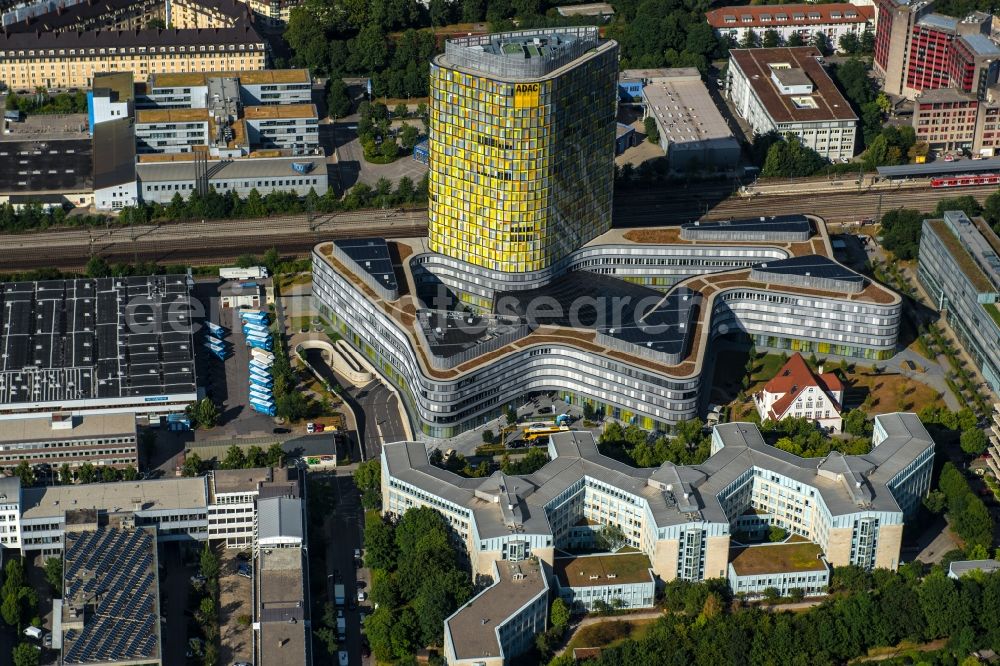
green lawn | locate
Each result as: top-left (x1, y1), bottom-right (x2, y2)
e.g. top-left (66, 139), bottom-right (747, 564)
top-left (984, 303), bottom-right (1000, 331)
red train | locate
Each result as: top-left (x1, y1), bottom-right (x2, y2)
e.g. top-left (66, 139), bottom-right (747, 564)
top-left (930, 173), bottom-right (1000, 188)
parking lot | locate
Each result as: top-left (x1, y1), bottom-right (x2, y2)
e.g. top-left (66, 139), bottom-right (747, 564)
top-left (219, 549), bottom-right (254, 665)
top-left (192, 281), bottom-right (277, 438)
top-left (330, 122), bottom-right (428, 189)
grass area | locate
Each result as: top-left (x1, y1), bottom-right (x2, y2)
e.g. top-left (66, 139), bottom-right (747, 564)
top-left (984, 303), bottom-right (1000, 330)
top-left (928, 219), bottom-right (993, 292)
top-left (730, 542), bottom-right (826, 576)
top-left (565, 618), bottom-right (657, 654)
top-left (290, 315), bottom-right (312, 332)
top-left (848, 371), bottom-right (940, 412)
top-left (847, 638), bottom-right (949, 664)
top-left (554, 553), bottom-right (654, 587)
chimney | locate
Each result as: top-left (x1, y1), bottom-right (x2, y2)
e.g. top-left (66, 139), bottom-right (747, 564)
top-left (818, 364), bottom-right (824, 374)
top-left (278, 639), bottom-right (288, 647)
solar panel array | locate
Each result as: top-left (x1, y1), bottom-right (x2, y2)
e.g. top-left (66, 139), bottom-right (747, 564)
top-left (62, 527), bottom-right (159, 664)
top-left (0, 275), bottom-right (195, 406)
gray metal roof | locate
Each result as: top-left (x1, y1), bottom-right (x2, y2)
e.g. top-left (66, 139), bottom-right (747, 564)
top-left (383, 413), bottom-right (934, 541)
top-left (961, 33), bottom-right (1000, 56)
top-left (876, 156), bottom-right (1000, 178)
top-left (257, 496), bottom-right (303, 541)
top-left (917, 13), bottom-right (958, 32)
top-left (949, 559), bottom-right (1000, 578)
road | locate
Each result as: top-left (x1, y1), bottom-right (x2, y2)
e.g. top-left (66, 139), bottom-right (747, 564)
top-left (325, 472), bottom-right (369, 666)
top-left (355, 381), bottom-right (408, 458)
top-left (3, 181), bottom-right (994, 271)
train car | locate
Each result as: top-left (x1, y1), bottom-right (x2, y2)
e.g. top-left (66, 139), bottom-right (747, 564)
top-left (207, 322), bottom-right (227, 338)
top-left (930, 173), bottom-right (1000, 188)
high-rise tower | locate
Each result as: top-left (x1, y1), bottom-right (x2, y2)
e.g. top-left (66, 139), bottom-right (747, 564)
top-left (427, 27), bottom-right (618, 277)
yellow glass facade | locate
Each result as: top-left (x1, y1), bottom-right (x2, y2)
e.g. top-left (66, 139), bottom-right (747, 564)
top-left (427, 41), bottom-right (618, 274)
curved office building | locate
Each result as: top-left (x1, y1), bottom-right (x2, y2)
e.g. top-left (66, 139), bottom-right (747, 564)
top-left (312, 216), bottom-right (901, 439)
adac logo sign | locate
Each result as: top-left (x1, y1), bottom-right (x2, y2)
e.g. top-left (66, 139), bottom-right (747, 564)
top-left (514, 83), bottom-right (540, 108)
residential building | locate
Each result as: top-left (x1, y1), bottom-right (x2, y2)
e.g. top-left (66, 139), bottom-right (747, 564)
top-left (0, 275), bottom-right (196, 419)
top-left (0, 413), bottom-right (138, 470)
top-left (726, 47), bottom-right (858, 161)
top-left (754, 352), bottom-right (844, 432)
top-left (553, 553), bottom-right (656, 611)
top-left (988, 402), bottom-right (1000, 479)
top-left (242, 0), bottom-right (301, 25)
top-left (427, 27), bottom-right (618, 276)
top-left (619, 68), bottom-right (741, 171)
top-left (706, 4), bottom-right (873, 52)
top-left (917, 211), bottom-right (1000, 392)
top-left (169, 0), bottom-right (246, 28)
top-left (873, 0), bottom-right (996, 99)
top-left (911, 87), bottom-right (981, 152)
top-left (4, 0), bottom-right (164, 33)
top-left (443, 558), bottom-right (548, 666)
top-left (555, 3), bottom-right (613, 19)
top-left (0, 20), bottom-right (267, 90)
top-left (728, 541), bottom-right (830, 598)
top-left (138, 70), bottom-right (312, 109)
top-left (90, 72), bottom-right (135, 127)
top-left (381, 414), bottom-right (933, 582)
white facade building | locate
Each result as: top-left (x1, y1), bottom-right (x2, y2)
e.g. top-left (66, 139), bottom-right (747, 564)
top-left (754, 352), bottom-right (845, 431)
top-left (706, 3), bottom-right (874, 52)
top-left (727, 47), bottom-right (859, 161)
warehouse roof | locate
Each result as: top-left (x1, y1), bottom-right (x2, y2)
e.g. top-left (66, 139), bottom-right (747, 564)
top-left (0, 138), bottom-right (91, 194)
top-left (21, 477), bottom-right (207, 520)
top-left (136, 156), bottom-right (326, 182)
top-left (258, 496), bottom-right (303, 542)
top-left (0, 413), bottom-right (136, 443)
top-left (729, 48), bottom-right (857, 123)
top-left (554, 553), bottom-right (654, 587)
top-left (640, 67), bottom-right (738, 149)
top-left (147, 69), bottom-right (310, 88)
top-left (960, 33), bottom-right (1000, 57)
top-left (0, 276), bottom-right (196, 409)
top-left (682, 214), bottom-right (812, 237)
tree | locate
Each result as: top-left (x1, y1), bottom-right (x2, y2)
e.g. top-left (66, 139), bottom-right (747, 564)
top-left (182, 452), bottom-right (204, 477)
top-left (354, 459), bottom-right (382, 511)
top-left (393, 103), bottom-right (408, 119)
top-left (595, 524), bottom-right (627, 552)
top-left (378, 138), bottom-right (399, 161)
top-left (644, 116), bottom-right (660, 144)
top-left (265, 442), bottom-right (285, 468)
top-left (246, 446), bottom-right (266, 468)
top-left (768, 526), bottom-right (788, 542)
top-left (200, 542), bottom-right (220, 580)
top-left (190, 398), bottom-right (219, 428)
top-left (505, 406), bottom-right (518, 427)
top-left (327, 78), bottom-right (352, 119)
top-left (77, 463), bottom-right (97, 484)
top-left (13, 462), bottom-right (34, 488)
top-left (481, 429), bottom-right (495, 445)
top-left (839, 32), bottom-right (860, 54)
top-left (85, 255), bottom-right (110, 278)
top-left (12, 643), bottom-right (39, 666)
top-left (934, 195), bottom-right (983, 219)
top-left (787, 32), bottom-right (805, 47)
top-left (221, 445), bottom-right (246, 470)
top-left (235, 253), bottom-right (259, 269)
top-left (960, 428), bottom-right (988, 456)
top-left (399, 123), bottom-right (419, 152)
top-left (843, 409), bottom-right (871, 437)
top-left (761, 135), bottom-right (828, 178)
top-left (880, 208), bottom-right (924, 260)
top-left (263, 247), bottom-right (281, 276)
top-left (550, 597), bottom-right (571, 630)
top-left (276, 391), bottom-right (310, 421)
top-left (365, 518), bottom-right (398, 573)
top-left (813, 31), bottom-right (831, 55)
top-left (762, 29), bottom-right (781, 48)
top-left (59, 464), bottom-right (72, 485)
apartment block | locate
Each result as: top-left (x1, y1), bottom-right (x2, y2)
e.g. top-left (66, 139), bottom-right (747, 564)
top-left (0, 413), bottom-right (137, 470)
top-left (706, 3), bottom-right (873, 52)
top-left (917, 211), bottom-right (1000, 392)
top-left (0, 22), bottom-right (266, 90)
top-left (873, 0), bottom-right (996, 99)
top-left (727, 47), bottom-right (858, 161)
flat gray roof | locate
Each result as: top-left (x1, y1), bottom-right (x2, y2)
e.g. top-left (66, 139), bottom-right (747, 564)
top-left (136, 156), bottom-right (327, 183)
top-left (0, 413), bottom-right (135, 443)
top-left (21, 477), bottom-right (207, 520)
top-left (445, 559), bottom-right (547, 661)
top-left (877, 156), bottom-right (1000, 178)
top-left (949, 559), bottom-right (1000, 578)
top-left (259, 548), bottom-right (307, 665)
top-left (641, 68), bottom-right (738, 148)
top-left (257, 496), bottom-right (303, 541)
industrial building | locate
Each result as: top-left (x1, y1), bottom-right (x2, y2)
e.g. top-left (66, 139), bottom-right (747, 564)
top-left (706, 3), bottom-right (874, 52)
top-left (0, 412), bottom-right (138, 470)
top-left (0, 467), bottom-right (308, 664)
top-left (427, 27), bottom-right (619, 277)
top-left (385, 415), bottom-right (933, 660)
top-left (138, 70), bottom-right (312, 108)
top-left (59, 520), bottom-right (162, 665)
top-left (873, 0), bottom-right (997, 99)
top-left (0, 275), bottom-right (197, 419)
top-left (727, 47), bottom-right (858, 161)
top-left (619, 68), bottom-right (741, 171)
top-left (0, 134), bottom-right (93, 208)
top-left (917, 211), bottom-right (1000, 393)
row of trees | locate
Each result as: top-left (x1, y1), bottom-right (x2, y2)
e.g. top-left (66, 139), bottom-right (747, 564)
top-left (219, 443), bottom-right (286, 470)
top-left (362, 507), bottom-right (472, 660)
top-left (5, 90), bottom-right (88, 115)
top-left (759, 416), bottom-right (874, 458)
top-left (10, 460), bottom-right (140, 487)
top-left (597, 419), bottom-right (711, 468)
top-left (927, 462), bottom-right (994, 551)
top-left (357, 101), bottom-right (423, 163)
top-left (551, 564), bottom-right (1000, 666)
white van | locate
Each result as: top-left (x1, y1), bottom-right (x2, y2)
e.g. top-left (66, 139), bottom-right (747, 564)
top-left (24, 626), bottom-right (43, 640)
top-left (338, 651), bottom-right (349, 666)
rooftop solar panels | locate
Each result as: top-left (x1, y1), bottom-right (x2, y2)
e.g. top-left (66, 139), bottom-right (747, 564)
top-left (61, 527), bottom-right (160, 664)
top-left (0, 275), bottom-right (196, 410)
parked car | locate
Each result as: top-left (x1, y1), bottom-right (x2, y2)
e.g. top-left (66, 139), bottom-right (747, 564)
top-left (272, 427), bottom-right (290, 434)
top-left (357, 591), bottom-right (367, 602)
top-left (237, 564), bottom-right (252, 579)
top-left (189, 574), bottom-right (206, 586)
top-left (306, 422), bottom-right (316, 433)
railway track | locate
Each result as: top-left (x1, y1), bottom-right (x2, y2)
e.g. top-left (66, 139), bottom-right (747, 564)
top-left (3, 182), bottom-right (995, 271)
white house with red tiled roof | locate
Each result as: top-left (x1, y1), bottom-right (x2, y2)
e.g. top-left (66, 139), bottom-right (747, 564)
top-left (754, 353), bottom-right (845, 432)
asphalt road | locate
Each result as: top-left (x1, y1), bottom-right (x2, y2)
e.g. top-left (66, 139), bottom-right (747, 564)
top-left (355, 380), bottom-right (408, 458)
top-left (324, 473), bottom-right (369, 666)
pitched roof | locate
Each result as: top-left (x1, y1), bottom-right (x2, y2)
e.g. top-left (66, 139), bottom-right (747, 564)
top-left (706, 3), bottom-right (873, 29)
top-left (761, 353), bottom-right (842, 419)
